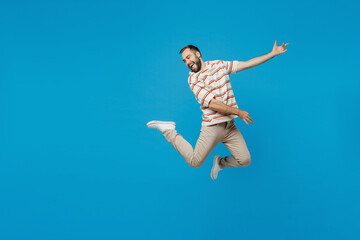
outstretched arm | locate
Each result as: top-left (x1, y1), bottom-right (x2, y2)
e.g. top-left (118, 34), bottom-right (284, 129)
top-left (208, 99), bottom-right (253, 125)
top-left (234, 40), bottom-right (289, 72)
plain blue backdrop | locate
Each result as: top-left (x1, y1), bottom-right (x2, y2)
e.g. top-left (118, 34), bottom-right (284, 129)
top-left (1, 0), bottom-right (359, 239)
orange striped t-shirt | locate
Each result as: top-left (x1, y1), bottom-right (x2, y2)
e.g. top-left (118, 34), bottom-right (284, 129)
top-left (188, 60), bottom-right (240, 126)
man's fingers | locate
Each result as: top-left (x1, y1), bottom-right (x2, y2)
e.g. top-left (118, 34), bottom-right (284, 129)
top-left (248, 116), bottom-right (254, 123)
top-left (274, 40), bottom-right (290, 48)
top-left (243, 119), bottom-right (249, 125)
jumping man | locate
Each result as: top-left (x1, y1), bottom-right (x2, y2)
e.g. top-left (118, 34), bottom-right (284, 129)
top-left (147, 40), bottom-right (289, 180)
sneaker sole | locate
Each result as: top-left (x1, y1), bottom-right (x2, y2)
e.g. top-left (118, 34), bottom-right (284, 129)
top-left (211, 155), bottom-right (221, 180)
top-left (146, 121), bottom-right (176, 127)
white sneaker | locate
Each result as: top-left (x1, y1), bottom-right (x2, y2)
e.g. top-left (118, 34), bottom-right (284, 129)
top-left (211, 155), bottom-right (222, 180)
top-left (147, 120), bottom-right (176, 133)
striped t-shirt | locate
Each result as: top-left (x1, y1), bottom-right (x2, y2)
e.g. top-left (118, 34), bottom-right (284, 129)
top-left (188, 60), bottom-right (240, 126)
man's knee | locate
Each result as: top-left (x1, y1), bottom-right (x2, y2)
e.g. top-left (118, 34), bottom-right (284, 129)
top-left (190, 162), bottom-right (202, 168)
top-left (237, 154), bottom-right (251, 167)
top-left (189, 156), bottom-right (205, 168)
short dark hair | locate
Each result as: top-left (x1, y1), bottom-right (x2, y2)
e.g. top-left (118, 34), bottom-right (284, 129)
top-left (179, 45), bottom-right (201, 56)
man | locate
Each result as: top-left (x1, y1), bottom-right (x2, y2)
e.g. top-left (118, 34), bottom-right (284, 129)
top-left (147, 40), bottom-right (289, 180)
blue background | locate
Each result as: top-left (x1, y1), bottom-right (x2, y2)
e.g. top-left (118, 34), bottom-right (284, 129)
top-left (1, 0), bottom-right (359, 239)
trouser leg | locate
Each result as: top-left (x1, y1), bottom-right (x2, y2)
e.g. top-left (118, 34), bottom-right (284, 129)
top-left (220, 120), bottom-right (251, 168)
top-left (162, 125), bottom-right (221, 168)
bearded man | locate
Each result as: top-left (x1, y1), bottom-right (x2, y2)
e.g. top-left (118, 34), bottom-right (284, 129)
top-left (147, 41), bottom-right (289, 180)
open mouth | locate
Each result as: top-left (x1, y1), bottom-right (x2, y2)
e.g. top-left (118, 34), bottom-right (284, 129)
top-left (189, 63), bottom-right (195, 69)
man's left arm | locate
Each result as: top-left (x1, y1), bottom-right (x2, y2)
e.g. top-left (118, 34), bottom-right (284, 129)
top-left (233, 40), bottom-right (289, 73)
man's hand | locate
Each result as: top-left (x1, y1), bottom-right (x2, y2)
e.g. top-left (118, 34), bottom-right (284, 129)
top-left (236, 109), bottom-right (254, 125)
top-left (271, 40), bottom-right (289, 56)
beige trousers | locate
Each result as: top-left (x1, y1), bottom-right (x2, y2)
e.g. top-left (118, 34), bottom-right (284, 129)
top-left (162, 120), bottom-right (251, 169)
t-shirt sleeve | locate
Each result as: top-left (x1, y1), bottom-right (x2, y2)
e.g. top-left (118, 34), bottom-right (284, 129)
top-left (223, 61), bottom-right (240, 74)
top-left (188, 75), bottom-right (215, 107)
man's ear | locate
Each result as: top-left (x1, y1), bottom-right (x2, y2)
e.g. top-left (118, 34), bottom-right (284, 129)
top-left (195, 51), bottom-right (201, 58)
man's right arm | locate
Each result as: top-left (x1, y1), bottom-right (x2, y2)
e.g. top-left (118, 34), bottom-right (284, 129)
top-left (208, 99), bottom-right (254, 125)
top-left (189, 75), bottom-right (215, 108)
top-left (189, 75), bottom-right (253, 124)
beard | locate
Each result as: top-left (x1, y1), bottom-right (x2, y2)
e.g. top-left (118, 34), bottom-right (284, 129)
top-left (191, 57), bottom-right (202, 73)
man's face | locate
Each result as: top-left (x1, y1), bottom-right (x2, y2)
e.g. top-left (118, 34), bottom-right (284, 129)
top-left (182, 48), bottom-right (202, 73)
